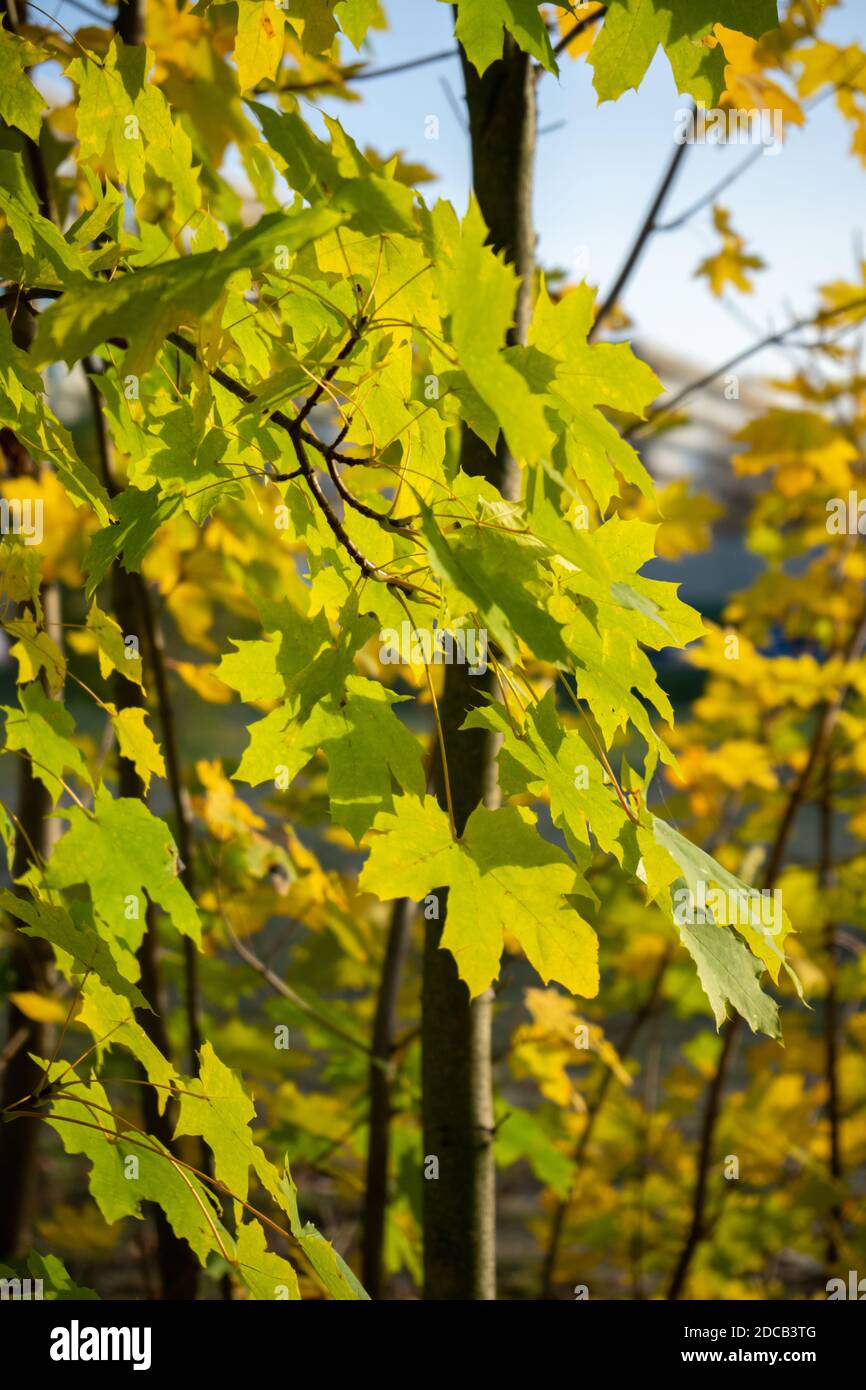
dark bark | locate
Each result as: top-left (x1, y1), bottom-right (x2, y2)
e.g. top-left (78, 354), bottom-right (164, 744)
top-left (114, 0), bottom-right (144, 46)
top-left (421, 31), bottom-right (537, 1302)
top-left (362, 897), bottom-right (414, 1298)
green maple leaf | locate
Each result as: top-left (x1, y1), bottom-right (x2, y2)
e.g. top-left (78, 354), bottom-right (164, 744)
top-left (20, 1253), bottom-right (98, 1301)
top-left (449, 0), bottom-right (556, 76)
top-left (235, 1221), bottom-right (300, 1301)
top-left (175, 1047), bottom-right (352, 1295)
top-left (637, 816), bottom-right (801, 1038)
top-left (141, 405), bottom-right (236, 524)
top-left (46, 1072), bottom-right (142, 1225)
top-left (0, 25), bottom-right (46, 141)
top-left (528, 282), bottom-right (660, 511)
top-left (46, 787), bottom-right (201, 947)
top-left (84, 488), bottom-right (182, 598)
top-left (253, 1150), bottom-right (370, 1300)
top-left (174, 1041), bottom-right (257, 1201)
top-left (560, 516), bottom-right (705, 651)
top-left (68, 38), bottom-right (200, 221)
top-left (495, 1101), bottom-right (574, 1198)
top-left (234, 700), bottom-right (318, 787)
top-left (360, 795), bottom-right (599, 998)
top-left (590, 0), bottom-right (780, 105)
top-left (0, 185), bottom-right (90, 290)
top-left (335, 0), bottom-right (385, 48)
top-left (316, 677), bottom-right (426, 841)
top-left (217, 637), bottom-right (285, 703)
top-left (33, 206), bottom-right (344, 374)
top-left (2, 683), bottom-right (92, 806)
top-left (49, 1062), bottom-right (226, 1264)
top-left (678, 920), bottom-right (780, 1039)
top-left (441, 200), bottom-right (553, 464)
top-left (465, 692), bottom-right (629, 861)
top-left (250, 100), bottom-right (417, 233)
top-left (236, 676), bottom-right (424, 841)
top-left (120, 1131), bottom-right (228, 1265)
top-left (0, 890), bottom-right (149, 1011)
top-left (421, 493), bottom-right (571, 667)
top-left (286, 0), bottom-right (338, 57)
top-left (0, 318), bottom-right (113, 525)
top-left (77, 977), bottom-right (177, 1110)
top-left (651, 815), bottom-right (794, 982)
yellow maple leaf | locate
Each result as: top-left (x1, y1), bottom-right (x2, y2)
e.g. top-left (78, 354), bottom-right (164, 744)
top-left (695, 205), bottom-right (765, 297)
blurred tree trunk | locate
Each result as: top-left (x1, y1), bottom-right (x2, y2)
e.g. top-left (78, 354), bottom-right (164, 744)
top-left (422, 30), bottom-right (537, 1302)
top-left (362, 897), bottom-right (413, 1298)
top-left (115, 0), bottom-right (144, 46)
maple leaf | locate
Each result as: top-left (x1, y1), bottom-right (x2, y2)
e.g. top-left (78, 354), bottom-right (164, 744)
top-left (235, 2), bottom-right (286, 92)
top-left (449, 0), bottom-right (557, 76)
top-left (360, 795), bottom-right (599, 998)
top-left (590, 0), bottom-right (781, 105)
top-left (695, 206), bottom-right (766, 298)
top-left (46, 788), bottom-right (201, 947)
top-left (2, 683), bottom-right (92, 806)
top-left (0, 26), bottom-right (45, 140)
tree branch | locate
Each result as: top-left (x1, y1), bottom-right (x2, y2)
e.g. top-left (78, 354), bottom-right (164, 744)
top-left (362, 897), bottom-right (415, 1299)
top-left (632, 296), bottom-right (866, 436)
top-left (590, 116), bottom-right (691, 340)
top-left (281, 48), bottom-right (459, 94)
top-left (164, 331), bottom-right (424, 587)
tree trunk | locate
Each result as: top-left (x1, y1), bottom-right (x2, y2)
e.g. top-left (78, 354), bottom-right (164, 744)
top-left (422, 32), bottom-right (537, 1302)
top-left (362, 897), bottom-right (414, 1298)
top-left (115, 0), bottom-right (144, 47)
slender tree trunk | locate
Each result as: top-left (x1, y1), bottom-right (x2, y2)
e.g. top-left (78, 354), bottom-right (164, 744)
top-left (422, 32), bottom-right (537, 1302)
top-left (362, 897), bottom-right (413, 1298)
top-left (115, 0), bottom-right (144, 46)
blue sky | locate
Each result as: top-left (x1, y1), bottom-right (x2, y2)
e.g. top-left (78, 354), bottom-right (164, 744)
top-left (315, 1), bottom-right (866, 379)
